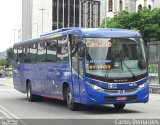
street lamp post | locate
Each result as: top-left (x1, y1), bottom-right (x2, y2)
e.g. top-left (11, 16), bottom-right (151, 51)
top-left (39, 8), bottom-right (46, 34)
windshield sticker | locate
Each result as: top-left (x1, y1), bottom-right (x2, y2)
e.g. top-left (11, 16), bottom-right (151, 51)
top-left (86, 42), bottom-right (112, 47)
top-left (87, 64), bottom-right (111, 70)
top-left (86, 60), bottom-right (112, 70)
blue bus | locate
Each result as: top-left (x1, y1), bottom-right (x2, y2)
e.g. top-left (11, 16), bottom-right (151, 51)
top-left (13, 28), bottom-right (149, 110)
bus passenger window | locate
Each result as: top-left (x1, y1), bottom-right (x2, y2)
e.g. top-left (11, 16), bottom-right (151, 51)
top-left (37, 42), bottom-right (47, 62)
top-left (23, 46), bottom-right (30, 63)
top-left (17, 46), bottom-right (23, 63)
top-left (30, 44), bottom-right (37, 63)
top-left (57, 37), bottom-right (69, 61)
top-left (13, 47), bottom-right (18, 63)
top-left (47, 40), bottom-right (57, 62)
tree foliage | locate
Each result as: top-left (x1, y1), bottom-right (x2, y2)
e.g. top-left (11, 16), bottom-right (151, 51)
top-left (100, 8), bottom-right (160, 42)
top-left (0, 59), bottom-right (9, 68)
top-left (0, 48), bottom-right (13, 68)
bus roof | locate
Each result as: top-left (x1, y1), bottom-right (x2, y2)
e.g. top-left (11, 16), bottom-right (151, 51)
top-left (14, 28), bottom-right (141, 47)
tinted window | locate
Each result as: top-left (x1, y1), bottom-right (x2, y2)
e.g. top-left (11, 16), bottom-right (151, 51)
top-left (37, 42), bottom-right (46, 62)
top-left (57, 36), bottom-right (69, 61)
top-left (23, 45), bottom-right (30, 63)
top-left (13, 47), bottom-right (17, 63)
top-left (47, 39), bottom-right (57, 62)
top-left (30, 43), bottom-right (37, 62)
top-left (17, 46), bottom-right (23, 63)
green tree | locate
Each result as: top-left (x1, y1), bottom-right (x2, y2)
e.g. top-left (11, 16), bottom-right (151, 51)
top-left (5, 47), bottom-right (14, 67)
top-left (0, 59), bottom-right (9, 68)
top-left (100, 8), bottom-right (160, 42)
top-left (0, 48), bottom-right (14, 68)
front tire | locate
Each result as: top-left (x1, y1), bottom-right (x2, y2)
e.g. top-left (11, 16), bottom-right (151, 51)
top-left (114, 104), bottom-right (125, 110)
top-left (66, 87), bottom-right (77, 111)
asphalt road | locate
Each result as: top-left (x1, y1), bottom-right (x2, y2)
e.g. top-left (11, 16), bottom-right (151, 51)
top-left (0, 78), bottom-right (160, 124)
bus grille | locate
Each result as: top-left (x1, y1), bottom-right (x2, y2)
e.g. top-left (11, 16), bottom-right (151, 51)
top-left (104, 88), bottom-right (138, 94)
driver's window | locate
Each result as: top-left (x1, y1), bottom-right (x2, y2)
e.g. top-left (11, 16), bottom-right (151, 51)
top-left (71, 40), bottom-right (78, 73)
top-left (70, 35), bottom-right (84, 77)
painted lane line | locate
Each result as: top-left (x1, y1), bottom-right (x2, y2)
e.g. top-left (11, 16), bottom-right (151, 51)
top-left (0, 105), bottom-right (27, 125)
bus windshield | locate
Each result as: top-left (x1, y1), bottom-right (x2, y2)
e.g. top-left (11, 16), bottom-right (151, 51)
top-left (85, 38), bottom-right (147, 81)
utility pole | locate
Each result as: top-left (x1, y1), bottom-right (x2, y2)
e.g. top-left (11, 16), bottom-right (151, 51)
top-left (39, 8), bottom-right (46, 34)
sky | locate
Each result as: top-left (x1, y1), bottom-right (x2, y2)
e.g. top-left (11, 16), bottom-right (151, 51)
top-left (0, 0), bottom-right (22, 52)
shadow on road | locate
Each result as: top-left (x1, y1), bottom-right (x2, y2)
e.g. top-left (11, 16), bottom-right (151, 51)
top-left (21, 97), bottom-right (142, 115)
top-left (78, 104), bottom-right (142, 114)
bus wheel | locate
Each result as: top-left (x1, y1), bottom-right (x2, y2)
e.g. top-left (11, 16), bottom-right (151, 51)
top-left (27, 82), bottom-right (42, 102)
top-left (114, 104), bottom-right (125, 110)
top-left (66, 87), bottom-right (77, 111)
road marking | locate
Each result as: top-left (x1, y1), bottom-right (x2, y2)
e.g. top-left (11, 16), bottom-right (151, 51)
top-left (0, 105), bottom-right (27, 125)
top-left (0, 105), bottom-right (18, 119)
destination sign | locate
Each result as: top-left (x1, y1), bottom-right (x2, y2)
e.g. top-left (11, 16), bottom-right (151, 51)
top-left (86, 42), bottom-right (112, 47)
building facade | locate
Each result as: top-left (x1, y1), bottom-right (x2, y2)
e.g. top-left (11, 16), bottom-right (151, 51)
top-left (22, 0), bottom-right (155, 41)
top-left (52, 0), bottom-right (100, 30)
top-left (22, 0), bottom-right (100, 40)
top-left (100, 0), bottom-right (154, 22)
top-left (22, 0), bottom-right (33, 41)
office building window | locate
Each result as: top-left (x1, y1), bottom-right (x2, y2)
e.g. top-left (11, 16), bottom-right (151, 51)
top-left (119, 0), bottom-right (123, 11)
top-left (148, 5), bottom-right (151, 10)
top-left (138, 4), bottom-right (142, 10)
top-left (108, 0), bottom-right (113, 12)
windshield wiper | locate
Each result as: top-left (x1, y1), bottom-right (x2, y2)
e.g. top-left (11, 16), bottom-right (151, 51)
top-left (119, 52), bottom-right (137, 81)
top-left (105, 53), bottom-right (137, 81)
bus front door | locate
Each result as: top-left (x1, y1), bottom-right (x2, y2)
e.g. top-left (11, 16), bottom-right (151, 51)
top-left (71, 43), bottom-right (82, 103)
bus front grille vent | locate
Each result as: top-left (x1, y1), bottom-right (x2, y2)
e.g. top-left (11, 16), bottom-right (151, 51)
top-left (104, 88), bottom-right (138, 94)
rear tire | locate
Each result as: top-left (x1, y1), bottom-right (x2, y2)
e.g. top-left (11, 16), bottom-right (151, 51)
top-left (114, 104), bottom-right (125, 110)
top-left (27, 82), bottom-right (42, 102)
top-left (66, 87), bottom-right (78, 111)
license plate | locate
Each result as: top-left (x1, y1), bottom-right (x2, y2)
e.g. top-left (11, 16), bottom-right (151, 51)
top-left (116, 97), bottom-right (127, 101)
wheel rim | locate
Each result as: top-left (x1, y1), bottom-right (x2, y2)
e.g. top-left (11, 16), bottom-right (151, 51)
top-left (27, 86), bottom-right (31, 100)
top-left (67, 92), bottom-right (72, 106)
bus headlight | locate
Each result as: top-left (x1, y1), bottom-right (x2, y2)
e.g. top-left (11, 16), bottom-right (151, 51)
top-left (139, 81), bottom-right (148, 89)
top-left (86, 82), bottom-right (104, 90)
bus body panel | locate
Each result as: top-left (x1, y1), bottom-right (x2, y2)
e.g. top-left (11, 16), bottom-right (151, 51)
top-left (13, 64), bottom-right (27, 93)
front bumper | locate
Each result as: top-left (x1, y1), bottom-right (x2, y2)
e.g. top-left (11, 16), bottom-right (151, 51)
top-left (80, 85), bottom-right (149, 105)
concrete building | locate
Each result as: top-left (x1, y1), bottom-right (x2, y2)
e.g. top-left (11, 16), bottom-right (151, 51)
top-left (22, 0), bottom-right (155, 41)
top-left (22, 0), bottom-right (100, 40)
top-left (22, 0), bottom-right (33, 41)
top-left (52, 0), bottom-right (100, 29)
